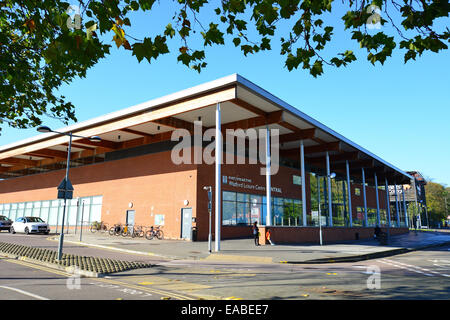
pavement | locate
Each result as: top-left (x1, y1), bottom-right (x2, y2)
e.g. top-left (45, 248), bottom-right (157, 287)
top-left (55, 228), bottom-right (450, 264)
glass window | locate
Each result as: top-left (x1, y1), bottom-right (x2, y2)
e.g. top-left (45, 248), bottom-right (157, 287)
top-left (92, 196), bottom-right (103, 205)
top-left (223, 191), bottom-right (236, 202)
top-left (223, 201), bottom-right (236, 225)
top-left (90, 203), bottom-right (102, 223)
top-left (222, 191), bottom-right (301, 227)
top-left (32, 201), bottom-right (41, 217)
top-left (367, 208), bottom-right (377, 227)
top-left (353, 207), bottom-right (364, 226)
top-left (379, 209), bottom-right (388, 227)
top-left (68, 202), bottom-right (78, 226)
top-left (48, 206), bottom-right (59, 225)
top-left (236, 202), bottom-right (249, 224)
top-left (237, 193), bottom-right (249, 203)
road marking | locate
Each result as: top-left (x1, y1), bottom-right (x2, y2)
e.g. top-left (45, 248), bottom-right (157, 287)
top-left (383, 259), bottom-right (450, 278)
top-left (378, 259), bottom-right (434, 277)
top-left (0, 285), bottom-right (50, 300)
top-left (224, 296), bottom-right (243, 300)
top-left (94, 277), bottom-right (195, 301)
top-left (5, 258), bottom-right (72, 277)
top-left (386, 260), bottom-right (439, 274)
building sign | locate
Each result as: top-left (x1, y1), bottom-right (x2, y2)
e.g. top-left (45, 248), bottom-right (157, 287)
top-left (223, 176), bottom-right (282, 194)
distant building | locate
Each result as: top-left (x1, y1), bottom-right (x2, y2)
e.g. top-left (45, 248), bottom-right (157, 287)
top-left (389, 171), bottom-right (428, 228)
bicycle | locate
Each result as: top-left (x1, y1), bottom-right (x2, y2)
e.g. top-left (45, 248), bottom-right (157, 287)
top-left (145, 225), bottom-right (164, 240)
top-left (121, 224), bottom-right (132, 237)
top-left (109, 223), bottom-right (124, 236)
top-left (90, 221), bottom-right (108, 233)
top-left (131, 225), bottom-right (145, 238)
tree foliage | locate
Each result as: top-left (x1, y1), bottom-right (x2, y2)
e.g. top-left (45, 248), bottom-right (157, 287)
top-left (1, 0), bottom-right (449, 132)
top-left (425, 182), bottom-right (449, 224)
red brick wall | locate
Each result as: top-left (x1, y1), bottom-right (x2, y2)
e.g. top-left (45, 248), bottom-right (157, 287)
top-left (0, 147), bottom-right (395, 242)
top-left (258, 226), bottom-right (409, 245)
top-left (0, 151), bottom-right (197, 240)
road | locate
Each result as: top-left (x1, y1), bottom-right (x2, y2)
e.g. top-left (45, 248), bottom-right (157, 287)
top-left (0, 232), bottom-right (449, 300)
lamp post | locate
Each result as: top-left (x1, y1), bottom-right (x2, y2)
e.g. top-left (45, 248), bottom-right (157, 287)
top-left (37, 126), bottom-right (101, 261)
top-left (317, 172), bottom-right (336, 246)
top-left (203, 186), bottom-right (212, 253)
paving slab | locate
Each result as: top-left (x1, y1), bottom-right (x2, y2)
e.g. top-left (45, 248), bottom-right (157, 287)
top-left (57, 229), bottom-right (450, 264)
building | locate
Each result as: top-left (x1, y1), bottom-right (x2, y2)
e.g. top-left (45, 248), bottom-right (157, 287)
top-left (0, 74), bottom-right (412, 245)
top-left (389, 171), bottom-right (428, 228)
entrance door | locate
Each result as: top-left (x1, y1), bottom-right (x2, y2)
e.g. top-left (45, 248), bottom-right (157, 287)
top-left (126, 210), bottom-right (135, 227)
top-left (181, 208), bottom-right (192, 240)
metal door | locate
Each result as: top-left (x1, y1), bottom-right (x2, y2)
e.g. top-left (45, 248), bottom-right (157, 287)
top-left (181, 208), bottom-right (192, 240)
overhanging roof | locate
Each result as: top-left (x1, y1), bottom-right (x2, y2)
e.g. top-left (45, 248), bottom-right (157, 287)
top-left (0, 74), bottom-right (413, 183)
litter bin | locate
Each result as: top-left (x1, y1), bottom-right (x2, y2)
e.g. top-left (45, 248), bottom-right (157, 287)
top-left (192, 226), bottom-right (198, 242)
top-left (355, 232), bottom-right (359, 240)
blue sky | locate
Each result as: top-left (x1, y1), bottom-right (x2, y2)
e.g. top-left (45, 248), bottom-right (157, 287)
top-left (1, 2), bottom-right (449, 186)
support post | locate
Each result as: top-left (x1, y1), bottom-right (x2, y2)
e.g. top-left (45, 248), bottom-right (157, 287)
top-left (326, 152), bottom-right (333, 226)
top-left (57, 132), bottom-right (72, 261)
top-left (346, 160), bottom-right (352, 227)
top-left (375, 173), bottom-right (380, 226)
top-left (362, 168), bottom-right (368, 227)
top-left (215, 102), bottom-right (222, 252)
top-left (385, 178), bottom-right (391, 241)
top-left (394, 183), bottom-right (400, 227)
top-left (402, 185), bottom-right (408, 228)
top-left (300, 140), bottom-right (307, 226)
top-left (265, 126), bottom-right (272, 227)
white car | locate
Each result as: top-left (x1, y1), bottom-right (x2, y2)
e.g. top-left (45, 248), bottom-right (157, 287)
top-left (11, 217), bottom-right (50, 235)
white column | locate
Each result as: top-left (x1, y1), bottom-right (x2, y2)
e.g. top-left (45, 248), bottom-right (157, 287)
top-left (326, 152), bottom-right (333, 226)
top-left (265, 127), bottom-right (272, 226)
top-left (300, 140), bottom-right (307, 226)
top-left (402, 185), bottom-right (408, 227)
top-left (362, 168), bottom-right (368, 227)
top-left (346, 160), bottom-right (352, 227)
top-left (375, 173), bottom-right (380, 226)
top-left (215, 102), bottom-right (222, 252)
top-left (385, 178), bottom-right (391, 228)
top-left (394, 183), bottom-right (400, 227)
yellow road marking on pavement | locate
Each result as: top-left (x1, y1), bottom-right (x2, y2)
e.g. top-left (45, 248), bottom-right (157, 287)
top-left (124, 275), bottom-right (211, 291)
top-left (224, 296), bottom-right (243, 300)
top-left (138, 282), bottom-right (154, 285)
top-left (326, 273), bottom-right (337, 275)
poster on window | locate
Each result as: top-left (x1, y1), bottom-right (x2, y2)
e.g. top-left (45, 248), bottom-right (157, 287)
top-left (250, 199), bottom-right (260, 223)
top-left (155, 214), bottom-right (165, 226)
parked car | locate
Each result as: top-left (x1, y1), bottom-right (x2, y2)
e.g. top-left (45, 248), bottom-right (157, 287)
top-left (0, 215), bottom-right (12, 231)
top-left (10, 217), bottom-right (50, 235)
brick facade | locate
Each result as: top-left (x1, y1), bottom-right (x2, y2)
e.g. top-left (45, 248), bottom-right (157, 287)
top-left (0, 149), bottom-right (403, 243)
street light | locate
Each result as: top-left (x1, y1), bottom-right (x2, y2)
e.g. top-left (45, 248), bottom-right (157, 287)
top-left (317, 172), bottom-right (336, 246)
top-left (37, 125), bottom-right (101, 261)
top-left (203, 186), bottom-right (212, 253)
